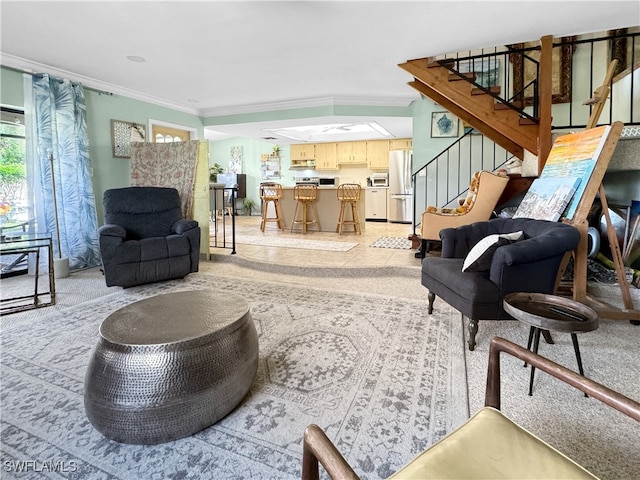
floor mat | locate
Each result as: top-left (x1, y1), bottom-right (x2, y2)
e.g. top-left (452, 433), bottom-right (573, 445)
top-left (370, 236), bottom-right (413, 249)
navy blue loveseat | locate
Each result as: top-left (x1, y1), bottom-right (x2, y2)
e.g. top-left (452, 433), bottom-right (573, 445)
top-left (421, 217), bottom-right (580, 350)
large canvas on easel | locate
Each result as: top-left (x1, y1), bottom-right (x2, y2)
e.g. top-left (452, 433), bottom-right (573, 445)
top-left (538, 125), bottom-right (611, 220)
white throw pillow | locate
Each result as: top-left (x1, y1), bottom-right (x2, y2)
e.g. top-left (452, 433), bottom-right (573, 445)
top-left (462, 231), bottom-right (524, 272)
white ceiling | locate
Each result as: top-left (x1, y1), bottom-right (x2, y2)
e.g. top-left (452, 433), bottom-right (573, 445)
top-left (2, 1), bottom-right (639, 144)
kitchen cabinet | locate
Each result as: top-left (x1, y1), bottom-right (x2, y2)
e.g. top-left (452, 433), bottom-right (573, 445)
top-left (389, 138), bottom-right (412, 150)
top-left (290, 144), bottom-right (315, 160)
top-left (290, 144), bottom-right (316, 168)
top-left (315, 142), bottom-right (338, 170)
top-left (365, 187), bottom-right (388, 221)
top-left (366, 140), bottom-right (390, 169)
top-left (337, 141), bottom-right (367, 165)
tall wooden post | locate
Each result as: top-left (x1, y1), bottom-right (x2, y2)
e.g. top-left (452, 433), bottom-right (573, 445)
top-left (537, 35), bottom-right (553, 173)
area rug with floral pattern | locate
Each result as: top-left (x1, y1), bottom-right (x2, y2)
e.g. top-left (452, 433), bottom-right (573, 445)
top-left (0, 267), bottom-right (465, 479)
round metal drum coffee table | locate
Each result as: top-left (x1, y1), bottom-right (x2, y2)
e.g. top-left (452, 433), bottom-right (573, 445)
top-left (84, 290), bottom-right (258, 444)
top-left (504, 292), bottom-right (598, 396)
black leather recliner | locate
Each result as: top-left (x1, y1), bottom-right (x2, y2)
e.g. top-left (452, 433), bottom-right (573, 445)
top-left (421, 217), bottom-right (581, 350)
top-left (98, 187), bottom-right (200, 288)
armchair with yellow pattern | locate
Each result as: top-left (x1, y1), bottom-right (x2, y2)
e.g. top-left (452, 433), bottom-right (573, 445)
top-left (419, 171), bottom-right (509, 257)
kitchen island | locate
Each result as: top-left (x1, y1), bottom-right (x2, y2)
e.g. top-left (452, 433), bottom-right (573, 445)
top-left (273, 186), bottom-right (366, 233)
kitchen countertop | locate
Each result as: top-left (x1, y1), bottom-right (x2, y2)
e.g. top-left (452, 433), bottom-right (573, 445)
top-left (269, 187), bottom-right (367, 232)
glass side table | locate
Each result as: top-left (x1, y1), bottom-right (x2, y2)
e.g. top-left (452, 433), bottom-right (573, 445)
top-left (1, 233), bottom-right (56, 315)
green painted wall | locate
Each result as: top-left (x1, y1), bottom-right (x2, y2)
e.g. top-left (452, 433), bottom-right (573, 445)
top-left (83, 90), bottom-right (203, 221)
top-left (0, 67), bottom-right (25, 106)
top-left (209, 137), bottom-right (276, 209)
top-left (1, 66), bottom-right (204, 222)
top-left (411, 97), bottom-right (465, 171)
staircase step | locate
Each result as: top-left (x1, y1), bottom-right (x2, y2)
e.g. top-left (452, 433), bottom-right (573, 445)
top-left (471, 86), bottom-right (501, 95)
top-left (448, 72), bottom-right (476, 82)
top-left (400, 58), bottom-right (539, 156)
top-left (495, 100), bottom-right (524, 110)
top-left (428, 58), bottom-right (455, 68)
top-left (519, 117), bottom-right (537, 125)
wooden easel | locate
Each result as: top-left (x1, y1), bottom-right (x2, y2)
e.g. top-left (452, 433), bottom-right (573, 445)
top-left (562, 60), bottom-right (639, 320)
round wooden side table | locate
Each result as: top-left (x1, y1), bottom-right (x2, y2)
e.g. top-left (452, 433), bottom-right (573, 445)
top-left (503, 292), bottom-right (599, 396)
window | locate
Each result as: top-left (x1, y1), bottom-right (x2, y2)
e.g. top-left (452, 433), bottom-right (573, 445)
top-left (151, 124), bottom-right (193, 143)
top-left (0, 107), bottom-right (28, 227)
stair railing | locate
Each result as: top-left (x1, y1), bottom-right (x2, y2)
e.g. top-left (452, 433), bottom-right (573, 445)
top-left (434, 31), bottom-right (639, 129)
top-left (436, 46), bottom-right (540, 124)
top-left (412, 30), bottom-right (640, 234)
top-left (411, 129), bottom-right (514, 233)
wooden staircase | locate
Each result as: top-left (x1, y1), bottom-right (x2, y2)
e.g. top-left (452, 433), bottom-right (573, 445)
top-left (399, 36), bottom-right (554, 174)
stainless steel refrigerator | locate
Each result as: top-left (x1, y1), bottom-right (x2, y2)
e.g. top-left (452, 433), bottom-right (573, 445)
top-left (388, 150), bottom-right (413, 223)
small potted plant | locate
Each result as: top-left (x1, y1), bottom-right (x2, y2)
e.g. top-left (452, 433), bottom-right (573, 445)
top-left (209, 163), bottom-right (224, 182)
top-left (243, 198), bottom-right (256, 216)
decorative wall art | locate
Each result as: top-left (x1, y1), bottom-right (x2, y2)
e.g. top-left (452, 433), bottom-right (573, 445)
top-left (130, 140), bottom-right (200, 217)
top-left (431, 112), bottom-right (459, 138)
top-left (609, 27), bottom-right (640, 79)
top-left (509, 36), bottom-right (576, 106)
top-left (539, 125), bottom-right (611, 220)
top-left (229, 146), bottom-right (243, 173)
top-left (111, 119), bottom-right (146, 158)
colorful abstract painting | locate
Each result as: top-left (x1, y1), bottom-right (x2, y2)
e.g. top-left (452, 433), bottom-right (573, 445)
top-left (539, 125), bottom-right (611, 220)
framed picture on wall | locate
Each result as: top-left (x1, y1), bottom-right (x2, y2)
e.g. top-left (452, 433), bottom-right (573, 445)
top-left (229, 146), bottom-right (243, 173)
top-left (111, 119), bottom-right (146, 158)
top-left (509, 36), bottom-right (575, 106)
top-left (431, 112), bottom-right (459, 138)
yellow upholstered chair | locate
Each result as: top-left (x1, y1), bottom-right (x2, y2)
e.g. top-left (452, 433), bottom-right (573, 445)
top-left (302, 336), bottom-right (640, 480)
top-left (420, 170), bottom-right (509, 256)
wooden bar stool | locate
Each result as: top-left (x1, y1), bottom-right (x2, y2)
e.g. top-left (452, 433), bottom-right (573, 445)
top-left (291, 185), bottom-right (320, 233)
top-left (259, 182), bottom-right (284, 231)
top-left (336, 183), bottom-right (362, 235)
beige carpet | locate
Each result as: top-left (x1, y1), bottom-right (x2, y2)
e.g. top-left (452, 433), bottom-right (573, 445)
top-left (463, 316), bottom-right (640, 480)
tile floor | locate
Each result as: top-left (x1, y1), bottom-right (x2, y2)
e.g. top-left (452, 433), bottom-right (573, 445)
top-left (209, 214), bottom-right (423, 270)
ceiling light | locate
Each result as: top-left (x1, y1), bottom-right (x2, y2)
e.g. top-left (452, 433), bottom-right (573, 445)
top-left (263, 122), bottom-right (393, 142)
top-left (126, 56), bottom-right (146, 63)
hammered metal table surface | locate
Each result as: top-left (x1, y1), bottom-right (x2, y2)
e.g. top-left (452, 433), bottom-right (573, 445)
top-left (84, 290), bottom-right (259, 445)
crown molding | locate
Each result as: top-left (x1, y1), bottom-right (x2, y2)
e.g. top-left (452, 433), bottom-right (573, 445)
top-left (2, 54), bottom-right (417, 119)
top-left (200, 95), bottom-right (417, 118)
top-left (1, 53), bottom-right (200, 116)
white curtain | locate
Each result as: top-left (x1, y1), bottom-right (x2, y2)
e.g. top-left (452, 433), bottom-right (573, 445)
top-left (130, 140), bottom-right (200, 218)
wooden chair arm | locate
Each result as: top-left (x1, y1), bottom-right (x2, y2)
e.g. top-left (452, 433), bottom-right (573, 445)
top-left (485, 336), bottom-right (640, 421)
top-left (302, 424), bottom-right (360, 480)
